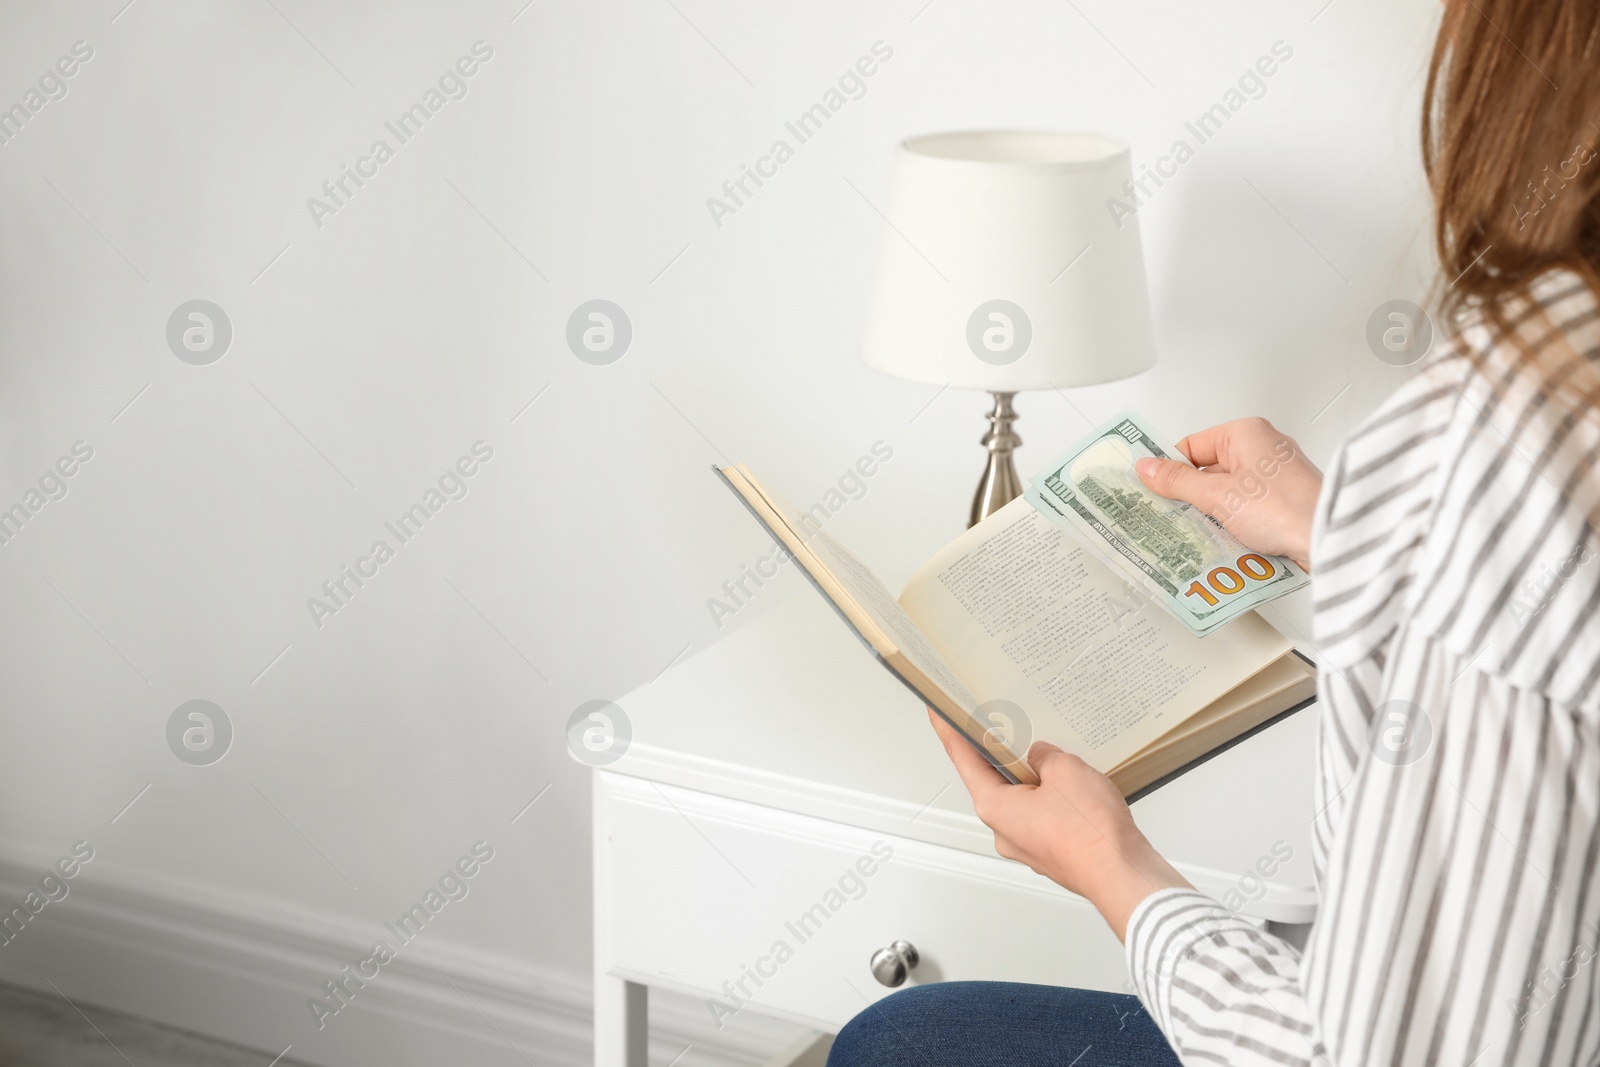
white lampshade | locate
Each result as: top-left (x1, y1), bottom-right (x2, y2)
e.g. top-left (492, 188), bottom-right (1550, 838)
top-left (861, 131), bottom-right (1158, 391)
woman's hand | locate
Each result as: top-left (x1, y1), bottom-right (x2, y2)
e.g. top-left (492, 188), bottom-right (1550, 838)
top-left (1134, 417), bottom-right (1322, 571)
top-left (929, 710), bottom-right (1190, 941)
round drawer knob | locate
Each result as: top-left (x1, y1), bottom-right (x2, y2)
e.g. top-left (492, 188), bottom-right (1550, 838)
top-left (869, 939), bottom-right (920, 987)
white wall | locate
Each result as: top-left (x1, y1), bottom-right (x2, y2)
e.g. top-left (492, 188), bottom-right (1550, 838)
top-left (0, 0), bottom-right (1439, 1063)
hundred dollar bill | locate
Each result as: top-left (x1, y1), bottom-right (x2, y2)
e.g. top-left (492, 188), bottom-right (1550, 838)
top-left (1024, 412), bottom-right (1308, 636)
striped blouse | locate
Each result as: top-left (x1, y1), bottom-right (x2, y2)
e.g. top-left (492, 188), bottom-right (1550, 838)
top-left (1125, 268), bottom-right (1600, 1066)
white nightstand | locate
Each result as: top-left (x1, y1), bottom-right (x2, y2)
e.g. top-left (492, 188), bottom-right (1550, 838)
top-left (591, 591), bottom-right (1320, 1067)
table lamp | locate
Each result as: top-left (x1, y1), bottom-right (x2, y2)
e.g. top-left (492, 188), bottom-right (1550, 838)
top-left (861, 131), bottom-right (1159, 526)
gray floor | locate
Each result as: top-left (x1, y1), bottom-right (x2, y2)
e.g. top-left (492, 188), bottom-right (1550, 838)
top-left (0, 983), bottom-right (314, 1067)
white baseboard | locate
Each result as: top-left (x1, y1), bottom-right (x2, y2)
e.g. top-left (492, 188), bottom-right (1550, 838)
top-left (0, 847), bottom-right (808, 1067)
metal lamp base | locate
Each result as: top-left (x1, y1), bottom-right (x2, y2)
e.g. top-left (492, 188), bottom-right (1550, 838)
top-left (969, 391), bottom-right (1022, 528)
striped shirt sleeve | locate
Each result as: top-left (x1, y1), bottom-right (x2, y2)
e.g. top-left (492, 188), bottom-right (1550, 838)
top-left (1124, 269), bottom-right (1600, 1066)
top-left (1126, 888), bottom-right (1319, 1065)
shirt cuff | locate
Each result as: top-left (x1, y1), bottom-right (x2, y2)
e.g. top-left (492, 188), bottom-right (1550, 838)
top-left (1124, 886), bottom-right (1253, 1032)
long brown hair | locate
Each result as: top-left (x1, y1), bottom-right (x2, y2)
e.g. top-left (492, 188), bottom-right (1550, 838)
top-left (1423, 0), bottom-right (1600, 332)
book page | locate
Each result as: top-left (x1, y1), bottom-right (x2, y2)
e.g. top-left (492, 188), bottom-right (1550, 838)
top-left (726, 465), bottom-right (980, 713)
top-left (806, 528), bottom-right (981, 712)
top-left (719, 463), bottom-right (1042, 782)
top-left (899, 496), bottom-right (1291, 773)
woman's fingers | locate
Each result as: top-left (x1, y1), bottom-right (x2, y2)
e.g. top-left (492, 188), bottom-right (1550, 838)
top-left (1136, 456), bottom-right (1224, 514)
top-left (1174, 425), bottom-right (1228, 469)
top-left (927, 707), bottom-right (1013, 805)
top-left (1137, 418), bottom-right (1321, 569)
top-left (1026, 740), bottom-right (1074, 778)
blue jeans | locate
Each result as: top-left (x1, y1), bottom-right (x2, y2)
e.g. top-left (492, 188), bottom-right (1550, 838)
top-left (827, 982), bottom-right (1181, 1067)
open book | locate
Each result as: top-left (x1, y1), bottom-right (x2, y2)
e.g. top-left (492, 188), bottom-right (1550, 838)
top-left (716, 463), bottom-right (1317, 800)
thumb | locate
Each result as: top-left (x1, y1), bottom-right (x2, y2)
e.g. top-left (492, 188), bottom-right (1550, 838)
top-left (1136, 456), bottom-right (1219, 511)
top-left (1026, 740), bottom-right (1074, 776)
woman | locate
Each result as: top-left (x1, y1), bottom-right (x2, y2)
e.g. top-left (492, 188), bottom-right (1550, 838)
top-left (830, 2), bottom-right (1600, 1064)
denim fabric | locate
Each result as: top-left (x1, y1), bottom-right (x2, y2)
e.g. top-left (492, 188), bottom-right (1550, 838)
top-left (827, 981), bottom-right (1181, 1067)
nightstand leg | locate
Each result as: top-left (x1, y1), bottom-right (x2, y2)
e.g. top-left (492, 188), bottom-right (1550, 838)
top-left (595, 972), bottom-right (647, 1067)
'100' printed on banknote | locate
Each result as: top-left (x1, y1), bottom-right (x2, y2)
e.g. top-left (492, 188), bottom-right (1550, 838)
top-left (1024, 413), bottom-right (1308, 637)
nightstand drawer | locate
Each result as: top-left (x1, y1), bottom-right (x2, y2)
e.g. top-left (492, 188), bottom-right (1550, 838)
top-left (595, 772), bottom-right (1127, 1031)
